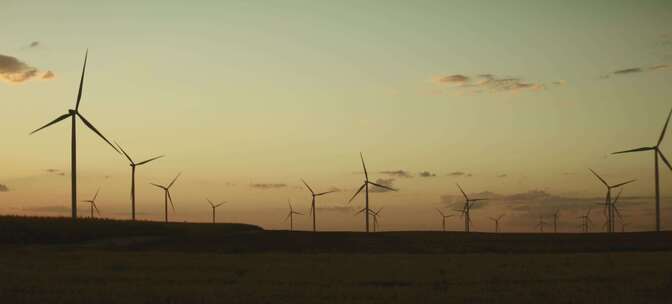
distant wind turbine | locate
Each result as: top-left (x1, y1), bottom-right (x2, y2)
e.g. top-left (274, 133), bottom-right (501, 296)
top-left (81, 187), bottom-right (101, 219)
top-left (370, 207), bottom-right (384, 232)
top-left (578, 208), bottom-right (593, 233)
top-left (455, 183), bottom-right (487, 232)
top-left (207, 199), bottom-right (226, 224)
top-left (151, 173), bottom-right (181, 223)
top-left (301, 179), bottom-right (336, 232)
top-left (489, 214), bottom-right (504, 233)
top-left (116, 142), bottom-right (164, 221)
top-left (536, 215), bottom-right (548, 232)
top-left (30, 50), bottom-right (119, 221)
top-left (436, 209), bottom-right (454, 232)
top-left (285, 200), bottom-right (303, 231)
top-left (589, 168), bottom-right (635, 233)
top-left (612, 108), bottom-right (672, 232)
top-left (552, 209), bottom-right (560, 233)
top-left (348, 153), bottom-right (397, 232)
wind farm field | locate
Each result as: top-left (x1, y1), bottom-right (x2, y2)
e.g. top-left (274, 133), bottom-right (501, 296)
top-left (1, 217), bottom-right (672, 303)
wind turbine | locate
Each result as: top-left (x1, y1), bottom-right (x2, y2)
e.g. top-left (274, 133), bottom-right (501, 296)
top-left (578, 208), bottom-right (593, 233)
top-left (455, 183), bottom-right (487, 232)
top-left (589, 168), bottom-right (635, 233)
top-left (81, 187), bottom-right (101, 219)
top-left (612, 108), bottom-right (672, 232)
top-left (489, 214), bottom-right (504, 233)
top-left (207, 199), bottom-right (226, 224)
top-left (301, 179), bottom-right (336, 232)
top-left (285, 200), bottom-right (303, 231)
top-left (151, 173), bottom-right (181, 223)
top-left (348, 153), bottom-right (397, 232)
top-left (436, 209), bottom-right (454, 232)
top-left (370, 207), bottom-right (384, 232)
top-left (552, 209), bottom-right (560, 233)
top-left (536, 215), bottom-right (548, 233)
top-left (115, 142), bottom-right (164, 221)
top-left (30, 50), bottom-right (119, 221)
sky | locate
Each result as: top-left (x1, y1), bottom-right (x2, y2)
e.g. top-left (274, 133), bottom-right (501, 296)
top-left (1, 0), bottom-right (672, 232)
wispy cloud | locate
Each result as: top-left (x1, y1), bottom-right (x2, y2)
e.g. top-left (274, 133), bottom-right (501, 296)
top-left (497, 174), bottom-right (508, 178)
top-left (44, 169), bottom-right (65, 176)
top-left (28, 41), bottom-right (40, 48)
top-left (379, 170), bottom-right (413, 178)
top-left (0, 54), bottom-right (54, 84)
top-left (369, 178), bottom-right (396, 193)
top-left (447, 171), bottom-right (472, 177)
top-left (0, 184), bottom-right (9, 192)
top-left (602, 64), bottom-right (670, 78)
top-left (418, 171), bottom-right (436, 178)
top-left (250, 183), bottom-right (287, 189)
top-left (433, 73), bottom-right (550, 94)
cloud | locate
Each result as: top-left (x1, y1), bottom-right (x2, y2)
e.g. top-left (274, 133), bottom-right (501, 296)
top-left (496, 174), bottom-right (508, 178)
top-left (0, 54), bottom-right (54, 84)
top-left (433, 73), bottom-right (547, 94)
top-left (602, 64), bottom-right (670, 78)
top-left (44, 169), bottom-right (65, 176)
top-left (42, 70), bottom-right (55, 79)
top-left (379, 170), bottom-right (413, 178)
top-left (447, 171), bottom-right (471, 177)
top-left (418, 171), bottom-right (436, 178)
top-left (28, 41), bottom-right (40, 48)
top-left (369, 178), bottom-right (396, 193)
top-left (250, 183), bottom-right (287, 189)
top-left (0, 184), bottom-right (9, 192)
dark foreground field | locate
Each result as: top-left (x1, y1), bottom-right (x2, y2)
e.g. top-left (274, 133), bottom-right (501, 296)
top-left (1, 216), bottom-right (671, 303)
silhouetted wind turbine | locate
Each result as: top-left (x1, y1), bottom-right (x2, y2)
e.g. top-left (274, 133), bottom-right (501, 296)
top-left (370, 207), bottom-right (384, 232)
top-left (207, 199), bottom-right (226, 224)
top-left (285, 200), bottom-right (303, 231)
top-left (151, 173), bottom-right (181, 223)
top-left (489, 214), bottom-right (504, 233)
top-left (436, 209), bottom-right (454, 232)
top-left (612, 108), bottom-right (672, 232)
top-left (115, 142), bottom-right (164, 221)
top-left (536, 215), bottom-right (548, 232)
top-left (455, 184), bottom-right (487, 232)
top-left (578, 208), bottom-right (593, 233)
top-left (589, 168), bottom-right (635, 233)
top-left (81, 187), bottom-right (101, 219)
top-left (348, 153), bottom-right (397, 232)
top-left (552, 209), bottom-right (560, 233)
top-left (30, 50), bottom-right (119, 221)
top-left (301, 179), bottom-right (336, 232)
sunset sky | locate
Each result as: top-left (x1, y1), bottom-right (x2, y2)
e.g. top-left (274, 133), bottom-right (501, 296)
top-left (2, 1), bottom-right (672, 232)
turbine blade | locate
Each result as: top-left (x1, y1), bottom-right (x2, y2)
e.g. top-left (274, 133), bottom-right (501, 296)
top-left (150, 183), bottom-right (165, 189)
top-left (658, 150), bottom-right (672, 171)
top-left (76, 112), bottom-right (119, 153)
top-left (456, 183), bottom-right (469, 201)
top-left (284, 213), bottom-right (291, 222)
top-left (470, 198), bottom-right (488, 202)
top-left (368, 181), bottom-right (396, 191)
top-left (301, 179), bottom-right (314, 195)
top-left (612, 179), bottom-right (636, 188)
top-left (355, 207), bottom-right (367, 215)
top-left (360, 152), bottom-right (368, 180)
top-left (114, 141), bottom-right (134, 164)
top-left (93, 202), bottom-right (101, 216)
top-left (167, 190), bottom-right (175, 212)
top-left (215, 203), bottom-right (224, 208)
top-left (207, 199), bottom-right (214, 207)
top-left (316, 190), bottom-right (336, 196)
top-left (436, 208), bottom-right (445, 217)
top-left (612, 147), bottom-right (655, 154)
top-left (588, 168), bottom-right (608, 187)
top-left (135, 155), bottom-right (164, 166)
top-left (75, 49), bottom-right (88, 111)
top-left (30, 112), bottom-right (71, 135)
top-left (658, 107), bottom-right (672, 146)
top-left (92, 187), bottom-right (100, 201)
top-left (348, 184), bottom-right (366, 203)
top-left (294, 212), bottom-right (304, 216)
top-left (168, 172), bottom-right (181, 189)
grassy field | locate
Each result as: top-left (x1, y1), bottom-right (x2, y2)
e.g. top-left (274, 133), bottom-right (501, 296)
top-left (1, 216), bottom-right (671, 303)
